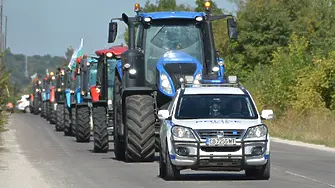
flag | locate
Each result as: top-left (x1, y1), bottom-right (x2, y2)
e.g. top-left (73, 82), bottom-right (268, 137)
top-left (46, 69), bottom-right (49, 76)
top-left (68, 38), bottom-right (84, 70)
top-left (30, 73), bottom-right (37, 80)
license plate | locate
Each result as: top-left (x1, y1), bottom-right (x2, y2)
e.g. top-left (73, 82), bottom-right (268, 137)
top-left (206, 138), bottom-right (236, 146)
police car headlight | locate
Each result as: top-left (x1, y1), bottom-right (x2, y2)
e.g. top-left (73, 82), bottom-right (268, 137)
top-left (160, 73), bottom-right (172, 94)
top-left (171, 126), bottom-right (195, 139)
top-left (243, 124), bottom-right (268, 140)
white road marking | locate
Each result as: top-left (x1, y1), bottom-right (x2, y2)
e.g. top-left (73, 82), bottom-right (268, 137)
top-left (285, 171), bottom-right (335, 188)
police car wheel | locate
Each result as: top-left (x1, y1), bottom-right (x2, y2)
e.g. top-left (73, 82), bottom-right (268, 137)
top-left (164, 144), bottom-right (180, 180)
top-left (159, 148), bottom-right (166, 178)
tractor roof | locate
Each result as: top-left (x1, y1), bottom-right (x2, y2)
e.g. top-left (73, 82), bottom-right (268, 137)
top-left (138, 11), bottom-right (206, 20)
top-left (95, 45), bottom-right (128, 56)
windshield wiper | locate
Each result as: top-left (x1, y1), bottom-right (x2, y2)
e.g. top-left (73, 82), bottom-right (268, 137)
top-left (150, 25), bottom-right (165, 43)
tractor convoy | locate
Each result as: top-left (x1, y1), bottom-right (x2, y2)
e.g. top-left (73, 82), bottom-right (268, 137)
top-left (30, 0), bottom-right (268, 181)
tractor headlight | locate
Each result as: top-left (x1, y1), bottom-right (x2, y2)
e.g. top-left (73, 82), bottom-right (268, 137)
top-left (129, 69), bottom-right (136, 75)
top-left (160, 73), bottom-right (172, 94)
top-left (218, 60), bottom-right (224, 66)
top-left (106, 52), bottom-right (113, 58)
top-left (243, 124), bottom-right (268, 140)
top-left (212, 66), bottom-right (219, 72)
top-left (171, 126), bottom-right (195, 139)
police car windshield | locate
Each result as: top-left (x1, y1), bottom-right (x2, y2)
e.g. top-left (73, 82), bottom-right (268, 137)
top-left (175, 94), bottom-right (258, 119)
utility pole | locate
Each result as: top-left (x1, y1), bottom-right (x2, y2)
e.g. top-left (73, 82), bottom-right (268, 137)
top-left (25, 55), bottom-right (28, 78)
top-left (4, 15), bottom-right (6, 50)
top-left (0, 0), bottom-right (3, 66)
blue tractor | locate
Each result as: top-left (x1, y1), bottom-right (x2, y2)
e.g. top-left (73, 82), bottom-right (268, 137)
top-left (64, 67), bottom-right (75, 136)
top-left (66, 55), bottom-right (98, 142)
top-left (106, 1), bottom-right (238, 162)
top-left (41, 75), bottom-right (49, 118)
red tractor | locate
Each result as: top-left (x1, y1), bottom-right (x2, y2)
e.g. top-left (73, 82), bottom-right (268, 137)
top-left (90, 45), bottom-right (128, 153)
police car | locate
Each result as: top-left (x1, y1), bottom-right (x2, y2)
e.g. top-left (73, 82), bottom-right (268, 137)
top-left (157, 76), bottom-right (274, 180)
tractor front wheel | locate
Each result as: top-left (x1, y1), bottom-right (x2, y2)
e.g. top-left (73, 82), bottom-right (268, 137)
top-left (64, 107), bottom-right (72, 136)
top-left (55, 104), bottom-right (65, 131)
top-left (124, 95), bottom-right (155, 162)
top-left (93, 106), bottom-right (109, 153)
top-left (76, 106), bottom-right (91, 143)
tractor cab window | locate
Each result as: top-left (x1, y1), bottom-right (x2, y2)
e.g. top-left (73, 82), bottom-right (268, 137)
top-left (143, 20), bottom-right (204, 84)
top-left (107, 59), bottom-right (118, 87)
top-left (89, 64), bottom-right (97, 87)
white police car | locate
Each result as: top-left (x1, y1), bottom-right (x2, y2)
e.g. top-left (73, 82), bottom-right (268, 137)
top-left (158, 76), bottom-right (274, 180)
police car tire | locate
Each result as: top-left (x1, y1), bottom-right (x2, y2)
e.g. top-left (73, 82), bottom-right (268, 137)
top-left (113, 76), bottom-right (125, 161)
top-left (164, 144), bottom-right (180, 180)
top-left (245, 156), bottom-right (270, 180)
top-left (76, 106), bottom-right (91, 143)
top-left (93, 106), bottom-right (109, 153)
top-left (124, 95), bottom-right (155, 162)
top-left (55, 104), bottom-right (65, 131)
top-left (71, 108), bottom-right (77, 136)
top-left (159, 147), bottom-right (166, 178)
top-left (64, 107), bottom-right (72, 136)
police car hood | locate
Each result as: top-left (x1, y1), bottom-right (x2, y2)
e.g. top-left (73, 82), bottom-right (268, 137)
top-left (172, 119), bottom-right (262, 130)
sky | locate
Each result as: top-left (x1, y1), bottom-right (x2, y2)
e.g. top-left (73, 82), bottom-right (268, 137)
top-left (4, 0), bottom-right (236, 57)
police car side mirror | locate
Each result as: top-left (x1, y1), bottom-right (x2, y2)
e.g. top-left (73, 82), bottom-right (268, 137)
top-left (158, 110), bottom-right (170, 120)
top-left (261, 110), bottom-right (274, 120)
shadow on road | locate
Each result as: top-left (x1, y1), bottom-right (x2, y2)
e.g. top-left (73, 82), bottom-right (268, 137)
top-left (157, 173), bottom-right (256, 181)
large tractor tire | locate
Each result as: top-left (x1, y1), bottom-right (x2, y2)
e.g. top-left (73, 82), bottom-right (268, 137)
top-left (64, 107), bottom-right (72, 136)
top-left (55, 104), bottom-right (65, 131)
top-left (46, 102), bottom-right (50, 121)
top-left (41, 102), bottom-right (45, 117)
top-left (93, 106), bottom-right (109, 153)
top-left (124, 95), bottom-right (155, 162)
top-left (113, 76), bottom-right (125, 160)
top-left (71, 107), bottom-right (77, 136)
top-left (76, 106), bottom-right (90, 143)
top-left (33, 100), bottom-right (39, 115)
top-left (49, 102), bottom-right (56, 124)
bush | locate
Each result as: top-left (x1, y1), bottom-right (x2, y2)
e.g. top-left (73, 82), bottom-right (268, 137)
top-left (243, 34), bottom-right (335, 147)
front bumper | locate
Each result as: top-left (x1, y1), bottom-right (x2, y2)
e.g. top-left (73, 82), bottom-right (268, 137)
top-left (169, 138), bottom-right (269, 171)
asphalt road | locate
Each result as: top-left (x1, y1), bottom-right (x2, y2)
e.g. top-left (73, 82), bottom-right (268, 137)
top-left (1, 113), bottom-right (335, 188)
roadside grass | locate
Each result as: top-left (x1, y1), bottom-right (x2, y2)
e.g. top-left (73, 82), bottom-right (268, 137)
top-left (0, 111), bottom-right (9, 133)
top-left (267, 109), bottom-right (335, 147)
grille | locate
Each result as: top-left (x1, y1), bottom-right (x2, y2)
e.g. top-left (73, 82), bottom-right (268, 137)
top-left (163, 63), bottom-right (197, 90)
top-left (200, 146), bottom-right (241, 152)
top-left (195, 129), bottom-right (244, 139)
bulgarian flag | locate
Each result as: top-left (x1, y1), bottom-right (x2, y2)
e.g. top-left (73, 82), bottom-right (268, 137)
top-left (30, 73), bottom-right (37, 80)
top-left (68, 38), bottom-right (84, 70)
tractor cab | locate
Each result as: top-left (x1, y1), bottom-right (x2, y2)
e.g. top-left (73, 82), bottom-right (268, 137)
top-left (48, 71), bottom-right (56, 104)
top-left (92, 45), bottom-right (128, 104)
top-left (31, 79), bottom-right (43, 114)
top-left (108, 1), bottom-right (236, 97)
top-left (55, 67), bottom-right (66, 103)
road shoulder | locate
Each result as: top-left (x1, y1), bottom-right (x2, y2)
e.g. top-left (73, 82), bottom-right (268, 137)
top-left (0, 116), bottom-right (52, 188)
top-left (271, 137), bottom-right (335, 153)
